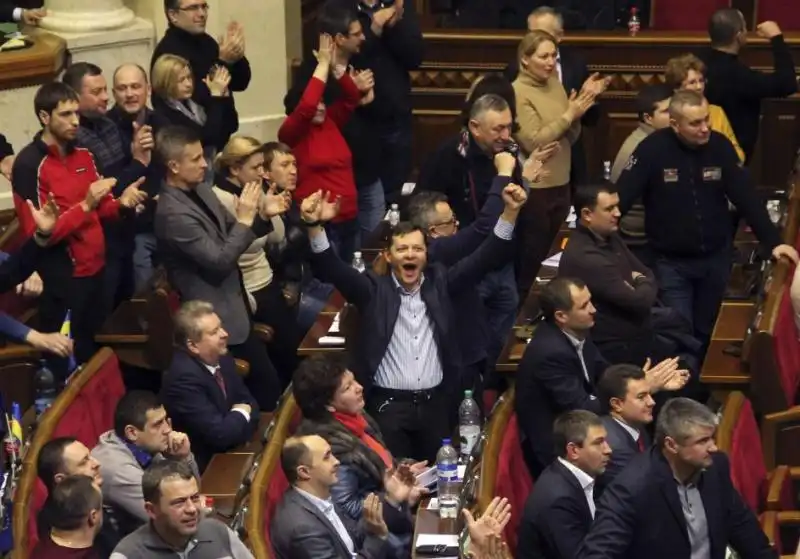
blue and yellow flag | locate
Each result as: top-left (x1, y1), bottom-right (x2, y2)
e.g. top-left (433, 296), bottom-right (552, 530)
top-left (60, 310), bottom-right (77, 373)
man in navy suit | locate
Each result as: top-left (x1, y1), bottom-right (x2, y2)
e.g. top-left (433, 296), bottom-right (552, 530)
top-left (517, 410), bottom-right (611, 559)
top-left (579, 398), bottom-right (776, 559)
top-left (516, 276), bottom-right (687, 477)
top-left (595, 363), bottom-right (654, 495)
top-left (161, 300), bottom-right (260, 472)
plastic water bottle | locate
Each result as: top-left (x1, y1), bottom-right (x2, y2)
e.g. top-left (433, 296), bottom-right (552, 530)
top-left (603, 160), bottom-right (612, 182)
top-left (436, 438), bottom-right (459, 518)
top-left (388, 204), bottom-right (400, 227)
top-left (34, 360), bottom-right (56, 418)
top-left (628, 7), bottom-right (640, 36)
top-left (458, 390), bottom-right (481, 463)
top-left (351, 251), bottom-right (366, 273)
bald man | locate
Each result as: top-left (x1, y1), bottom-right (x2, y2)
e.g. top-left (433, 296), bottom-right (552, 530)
top-left (270, 435), bottom-right (392, 559)
top-left (108, 63), bottom-right (169, 292)
top-left (505, 7), bottom-right (602, 186)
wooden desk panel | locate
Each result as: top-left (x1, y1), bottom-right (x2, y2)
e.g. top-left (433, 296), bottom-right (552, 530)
top-left (0, 32), bottom-right (67, 90)
top-left (412, 499), bottom-right (460, 559)
top-left (711, 303), bottom-right (755, 340)
top-left (298, 313), bottom-right (346, 355)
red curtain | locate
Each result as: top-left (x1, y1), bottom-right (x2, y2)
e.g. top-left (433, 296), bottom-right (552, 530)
top-left (651, 0), bottom-right (730, 30)
top-left (756, 1), bottom-right (800, 31)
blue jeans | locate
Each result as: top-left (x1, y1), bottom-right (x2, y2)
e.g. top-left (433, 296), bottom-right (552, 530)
top-left (326, 219), bottom-right (360, 264)
top-left (297, 278), bottom-right (335, 336)
top-left (477, 263), bottom-right (519, 371)
top-left (654, 248), bottom-right (732, 351)
top-left (133, 232), bottom-right (157, 293)
top-left (357, 179), bottom-right (386, 239)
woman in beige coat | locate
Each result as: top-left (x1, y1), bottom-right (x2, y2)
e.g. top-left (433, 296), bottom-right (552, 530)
top-left (512, 30), bottom-right (596, 295)
top-left (213, 135), bottom-right (301, 383)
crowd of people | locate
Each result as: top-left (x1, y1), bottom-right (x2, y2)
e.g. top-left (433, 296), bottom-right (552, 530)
top-left (0, 0), bottom-right (797, 558)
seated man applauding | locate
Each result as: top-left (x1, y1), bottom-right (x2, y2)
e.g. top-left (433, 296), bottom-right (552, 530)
top-left (92, 390), bottom-right (198, 536)
top-left (271, 434), bottom-right (392, 559)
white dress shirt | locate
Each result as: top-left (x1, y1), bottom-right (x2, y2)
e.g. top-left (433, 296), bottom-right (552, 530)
top-left (562, 330), bottom-right (593, 389)
top-left (558, 457), bottom-right (596, 518)
top-left (613, 416), bottom-right (640, 443)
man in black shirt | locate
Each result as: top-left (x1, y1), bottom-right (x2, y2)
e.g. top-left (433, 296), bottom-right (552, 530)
top-left (152, 0), bottom-right (251, 107)
top-left (698, 9), bottom-right (797, 163)
top-left (617, 90), bottom-right (798, 349)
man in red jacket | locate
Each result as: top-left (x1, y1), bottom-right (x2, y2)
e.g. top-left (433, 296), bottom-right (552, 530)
top-left (12, 82), bottom-right (147, 380)
top-left (279, 33), bottom-right (365, 263)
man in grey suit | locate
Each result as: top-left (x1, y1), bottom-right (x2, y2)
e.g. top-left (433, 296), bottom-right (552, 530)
top-left (153, 125), bottom-right (287, 411)
top-left (271, 434), bottom-right (391, 559)
top-left (595, 363), bottom-right (654, 495)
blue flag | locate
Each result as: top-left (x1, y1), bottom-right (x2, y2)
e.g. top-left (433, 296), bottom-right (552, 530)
top-left (60, 310), bottom-right (77, 374)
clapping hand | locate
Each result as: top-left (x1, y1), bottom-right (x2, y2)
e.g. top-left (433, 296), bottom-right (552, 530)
top-left (351, 68), bottom-right (375, 93)
top-left (119, 177), bottom-right (149, 209)
top-left (28, 193), bottom-right (59, 236)
top-left (301, 190), bottom-right (341, 224)
top-left (643, 357), bottom-right (689, 392)
top-left (567, 88), bottom-right (596, 121)
top-left (204, 65), bottom-right (231, 97)
top-left (219, 21), bottom-right (245, 63)
top-left (362, 493), bottom-right (388, 537)
top-left (463, 497), bottom-right (511, 552)
top-left (131, 122), bottom-right (154, 165)
top-left (522, 155), bottom-right (547, 184)
top-left (314, 34), bottom-right (336, 67)
top-left (235, 181), bottom-right (261, 227)
top-left (580, 72), bottom-right (610, 98)
top-left (260, 184), bottom-right (291, 218)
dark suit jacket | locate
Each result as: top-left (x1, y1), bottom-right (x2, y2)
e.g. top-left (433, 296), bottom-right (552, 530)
top-left (505, 46), bottom-right (600, 186)
top-left (0, 3), bottom-right (16, 22)
top-left (161, 350), bottom-right (259, 472)
top-left (578, 450), bottom-right (777, 559)
top-left (271, 488), bottom-right (390, 559)
top-left (517, 460), bottom-right (594, 559)
top-left (596, 415), bottom-right (649, 496)
top-left (515, 321), bottom-right (608, 477)
top-left (310, 223), bottom-right (513, 395)
top-left (427, 174), bottom-right (513, 365)
top-left (154, 183), bottom-right (270, 345)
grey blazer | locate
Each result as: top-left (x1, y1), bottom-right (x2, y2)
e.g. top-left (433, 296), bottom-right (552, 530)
top-left (154, 183), bottom-right (257, 345)
top-left (270, 488), bottom-right (389, 559)
top-left (597, 415), bottom-right (650, 496)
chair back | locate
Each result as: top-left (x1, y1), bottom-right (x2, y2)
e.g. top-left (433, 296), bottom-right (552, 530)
top-left (477, 386), bottom-right (532, 554)
top-left (12, 348), bottom-right (125, 559)
top-left (245, 390), bottom-right (302, 558)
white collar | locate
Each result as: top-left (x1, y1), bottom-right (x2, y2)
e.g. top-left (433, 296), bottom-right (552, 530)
top-left (562, 329), bottom-right (585, 350)
top-left (613, 416), bottom-right (640, 442)
top-left (202, 362), bottom-right (219, 376)
top-left (558, 457), bottom-right (595, 490)
top-left (295, 487), bottom-right (334, 514)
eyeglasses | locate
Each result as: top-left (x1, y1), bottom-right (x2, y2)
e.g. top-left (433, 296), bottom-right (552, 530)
top-left (178, 2), bottom-right (209, 12)
top-left (432, 215), bottom-right (458, 229)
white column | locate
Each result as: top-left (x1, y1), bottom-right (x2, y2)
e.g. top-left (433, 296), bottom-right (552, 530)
top-left (40, 0), bottom-right (136, 33)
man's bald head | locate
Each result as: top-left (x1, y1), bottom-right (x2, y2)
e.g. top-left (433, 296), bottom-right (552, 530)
top-left (112, 63), bottom-right (150, 115)
top-left (280, 435), bottom-right (339, 487)
top-left (528, 6), bottom-right (564, 42)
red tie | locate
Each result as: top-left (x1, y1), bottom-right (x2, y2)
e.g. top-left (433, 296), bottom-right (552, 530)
top-left (213, 366), bottom-right (227, 399)
top-left (637, 434), bottom-right (645, 452)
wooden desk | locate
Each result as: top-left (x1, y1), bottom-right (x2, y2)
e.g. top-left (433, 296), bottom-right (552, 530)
top-left (298, 313), bottom-right (346, 355)
top-left (701, 303), bottom-right (754, 401)
top-left (0, 31), bottom-right (66, 90)
top-left (412, 499), bottom-right (460, 559)
top-left (322, 290), bottom-right (346, 314)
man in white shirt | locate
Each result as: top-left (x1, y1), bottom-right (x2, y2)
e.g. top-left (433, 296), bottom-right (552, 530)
top-left (596, 363), bottom-right (656, 494)
top-left (517, 410), bottom-right (611, 559)
top-left (271, 435), bottom-right (393, 559)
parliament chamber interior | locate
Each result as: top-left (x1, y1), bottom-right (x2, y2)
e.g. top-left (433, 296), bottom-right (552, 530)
top-left (2, 0), bottom-right (800, 557)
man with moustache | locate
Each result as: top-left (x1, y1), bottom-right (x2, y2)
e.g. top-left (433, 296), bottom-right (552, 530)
top-left (12, 82), bottom-right (147, 377)
top-left (595, 364), bottom-right (655, 494)
top-left (578, 398), bottom-right (776, 559)
top-left (517, 410), bottom-right (611, 559)
top-left (110, 460), bottom-right (253, 558)
top-left (109, 63), bottom-right (170, 291)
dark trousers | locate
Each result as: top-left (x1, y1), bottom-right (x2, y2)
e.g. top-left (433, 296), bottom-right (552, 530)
top-left (477, 263), bottom-right (518, 378)
top-left (378, 120), bottom-right (413, 204)
top-left (39, 271), bottom-right (108, 382)
top-left (461, 359), bottom-right (486, 417)
top-left (367, 385), bottom-right (451, 462)
top-left (517, 185), bottom-right (571, 296)
top-left (228, 332), bottom-right (283, 412)
top-left (653, 248), bottom-right (732, 352)
top-left (251, 281), bottom-right (301, 387)
top-left (326, 218), bottom-right (360, 264)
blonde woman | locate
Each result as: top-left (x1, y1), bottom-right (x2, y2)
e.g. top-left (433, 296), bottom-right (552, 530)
top-left (213, 135), bottom-right (300, 382)
top-left (664, 54), bottom-right (745, 162)
top-left (151, 53), bottom-right (238, 160)
top-left (512, 30), bottom-right (595, 295)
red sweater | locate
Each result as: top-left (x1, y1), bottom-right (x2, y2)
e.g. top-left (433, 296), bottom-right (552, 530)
top-left (12, 136), bottom-right (121, 278)
top-left (278, 75), bottom-right (360, 222)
